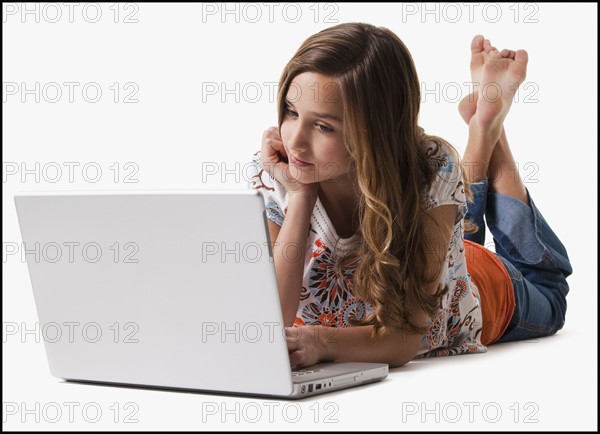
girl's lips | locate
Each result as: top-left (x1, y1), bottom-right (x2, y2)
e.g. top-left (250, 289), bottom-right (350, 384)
top-left (290, 155), bottom-right (313, 166)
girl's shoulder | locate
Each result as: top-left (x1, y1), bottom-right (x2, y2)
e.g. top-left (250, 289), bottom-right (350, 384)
top-left (420, 139), bottom-right (467, 219)
top-left (422, 138), bottom-right (462, 172)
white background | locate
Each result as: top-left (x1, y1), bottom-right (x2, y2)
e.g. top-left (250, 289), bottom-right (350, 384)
top-left (3, 2), bottom-right (597, 430)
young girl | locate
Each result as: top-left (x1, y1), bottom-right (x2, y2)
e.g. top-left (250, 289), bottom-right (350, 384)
top-left (247, 23), bottom-right (573, 369)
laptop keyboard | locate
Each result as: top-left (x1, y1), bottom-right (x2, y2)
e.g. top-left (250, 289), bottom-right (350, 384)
top-left (291, 369), bottom-right (323, 377)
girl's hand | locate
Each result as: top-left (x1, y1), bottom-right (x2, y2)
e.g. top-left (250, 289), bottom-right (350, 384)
top-left (260, 127), bottom-right (319, 198)
top-left (285, 326), bottom-right (326, 369)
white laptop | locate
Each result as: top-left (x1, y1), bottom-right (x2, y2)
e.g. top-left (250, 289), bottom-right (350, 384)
top-left (14, 190), bottom-right (388, 399)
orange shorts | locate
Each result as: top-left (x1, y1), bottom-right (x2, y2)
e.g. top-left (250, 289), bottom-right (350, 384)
top-left (464, 239), bottom-right (516, 345)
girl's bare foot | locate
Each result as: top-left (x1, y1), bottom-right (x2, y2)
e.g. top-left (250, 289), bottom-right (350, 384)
top-left (460, 36), bottom-right (528, 183)
top-left (470, 43), bottom-right (528, 133)
top-left (458, 36), bottom-right (522, 125)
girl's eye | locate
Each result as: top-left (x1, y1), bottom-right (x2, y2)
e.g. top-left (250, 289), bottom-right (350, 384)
top-left (285, 105), bottom-right (334, 133)
top-left (284, 106), bottom-right (298, 117)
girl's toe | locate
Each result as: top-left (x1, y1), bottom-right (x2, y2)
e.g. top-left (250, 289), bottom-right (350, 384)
top-left (488, 47), bottom-right (502, 59)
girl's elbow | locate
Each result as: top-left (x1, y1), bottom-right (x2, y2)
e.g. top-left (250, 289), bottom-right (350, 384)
top-left (389, 334), bottom-right (421, 367)
top-left (389, 353), bottom-right (414, 368)
top-left (389, 359), bottom-right (409, 369)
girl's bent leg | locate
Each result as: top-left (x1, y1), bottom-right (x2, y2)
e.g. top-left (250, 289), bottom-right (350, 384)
top-left (464, 179), bottom-right (489, 246)
top-left (485, 187), bottom-right (574, 342)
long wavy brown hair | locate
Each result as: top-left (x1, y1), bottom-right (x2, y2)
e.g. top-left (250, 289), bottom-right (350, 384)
top-left (276, 22), bottom-right (478, 338)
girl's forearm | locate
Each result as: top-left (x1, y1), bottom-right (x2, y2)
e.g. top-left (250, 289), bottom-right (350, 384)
top-left (273, 193), bottom-right (317, 327)
top-left (315, 325), bottom-right (422, 368)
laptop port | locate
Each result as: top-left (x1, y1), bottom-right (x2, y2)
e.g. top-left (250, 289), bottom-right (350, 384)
top-left (316, 384), bottom-right (322, 390)
top-left (308, 384), bottom-right (313, 392)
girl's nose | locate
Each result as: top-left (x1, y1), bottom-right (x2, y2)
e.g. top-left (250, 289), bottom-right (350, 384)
top-left (287, 127), bottom-right (309, 154)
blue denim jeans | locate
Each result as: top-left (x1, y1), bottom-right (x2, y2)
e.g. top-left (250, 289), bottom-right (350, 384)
top-left (464, 180), bottom-right (573, 343)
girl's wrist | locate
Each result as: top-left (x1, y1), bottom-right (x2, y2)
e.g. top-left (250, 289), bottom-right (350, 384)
top-left (288, 188), bottom-right (318, 202)
top-left (315, 325), bottom-right (334, 362)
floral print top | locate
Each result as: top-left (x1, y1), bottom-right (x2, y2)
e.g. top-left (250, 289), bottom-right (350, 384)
top-left (246, 140), bottom-right (487, 358)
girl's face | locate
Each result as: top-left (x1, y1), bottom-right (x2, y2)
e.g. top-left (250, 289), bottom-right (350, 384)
top-left (280, 71), bottom-right (352, 184)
